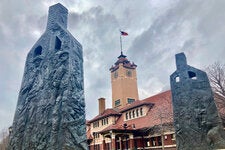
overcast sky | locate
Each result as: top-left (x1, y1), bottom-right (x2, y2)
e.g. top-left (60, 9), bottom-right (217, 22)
top-left (0, 0), bottom-right (225, 132)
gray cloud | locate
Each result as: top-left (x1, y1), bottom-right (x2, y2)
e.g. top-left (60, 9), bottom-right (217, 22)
top-left (129, 0), bottom-right (225, 98)
top-left (0, 0), bottom-right (225, 131)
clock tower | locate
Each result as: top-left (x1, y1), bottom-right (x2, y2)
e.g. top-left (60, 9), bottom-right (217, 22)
top-left (110, 52), bottom-right (139, 108)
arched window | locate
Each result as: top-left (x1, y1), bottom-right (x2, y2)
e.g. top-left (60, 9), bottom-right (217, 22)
top-left (136, 109), bottom-right (139, 117)
top-left (34, 46), bottom-right (42, 57)
top-left (132, 110), bottom-right (135, 118)
top-left (126, 113), bottom-right (128, 120)
top-left (140, 108), bottom-right (143, 116)
top-left (129, 112), bottom-right (132, 119)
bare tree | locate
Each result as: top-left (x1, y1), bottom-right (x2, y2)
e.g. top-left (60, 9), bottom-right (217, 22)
top-left (0, 128), bottom-right (9, 150)
top-left (206, 62), bottom-right (225, 98)
top-left (152, 93), bottom-right (174, 150)
top-left (206, 62), bottom-right (225, 125)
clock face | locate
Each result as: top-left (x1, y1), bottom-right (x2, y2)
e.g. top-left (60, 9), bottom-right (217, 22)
top-left (126, 70), bottom-right (132, 77)
top-left (114, 71), bottom-right (118, 78)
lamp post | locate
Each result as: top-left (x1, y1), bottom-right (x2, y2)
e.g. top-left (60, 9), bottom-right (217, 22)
top-left (93, 132), bottom-right (96, 150)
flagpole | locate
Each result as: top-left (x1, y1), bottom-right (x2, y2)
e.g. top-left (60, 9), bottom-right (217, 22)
top-left (119, 30), bottom-right (128, 55)
top-left (120, 34), bottom-right (123, 54)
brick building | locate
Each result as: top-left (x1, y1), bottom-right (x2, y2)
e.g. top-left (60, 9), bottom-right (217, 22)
top-left (86, 53), bottom-right (176, 150)
top-left (86, 52), bottom-right (225, 150)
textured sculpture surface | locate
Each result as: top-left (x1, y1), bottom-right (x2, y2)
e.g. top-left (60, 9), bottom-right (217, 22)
top-left (170, 53), bottom-right (225, 150)
top-left (8, 3), bottom-right (87, 150)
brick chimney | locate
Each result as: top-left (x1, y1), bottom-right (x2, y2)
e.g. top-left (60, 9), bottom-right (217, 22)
top-left (98, 98), bottom-right (106, 114)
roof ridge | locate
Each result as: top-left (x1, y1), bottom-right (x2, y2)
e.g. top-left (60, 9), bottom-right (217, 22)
top-left (142, 90), bottom-right (171, 101)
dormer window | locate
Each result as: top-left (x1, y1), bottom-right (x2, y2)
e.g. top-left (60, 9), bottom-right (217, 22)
top-left (125, 107), bottom-right (144, 120)
top-left (132, 110), bottom-right (135, 118)
top-left (140, 108), bottom-right (143, 116)
top-left (129, 112), bottom-right (132, 119)
top-left (136, 109), bottom-right (139, 117)
top-left (93, 121), bottom-right (99, 128)
top-left (101, 118), bottom-right (109, 126)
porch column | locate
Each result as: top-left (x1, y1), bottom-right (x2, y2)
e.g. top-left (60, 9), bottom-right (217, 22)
top-left (102, 137), bottom-right (106, 150)
top-left (111, 132), bottom-right (116, 150)
top-left (119, 137), bottom-right (123, 150)
top-left (129, 134), bottom-right (134, 150)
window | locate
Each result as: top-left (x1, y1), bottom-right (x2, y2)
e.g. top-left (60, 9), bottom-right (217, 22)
top-left (175, 76), bottom-right (180, 82)
top-left (164, 135), bottom-right (168, 140)
top-left (114, 71), bottom-right (118, 78)
top-left (157, 136), bottom-right (162, 146)
top-left (140, 108), bottom-right (143, 116)
top-left (127, 98), bottom-right (135, 104)
top-left (146, 139), bottom-right (150, 147)
top-left (126, 113), bottom-right (128, 120)
top-left (126, 70), bottom-right (132, 77)
top-left (102, 118), bottom-right (109, 125)
top-left (129, 112), bottom-right (132, 119)
top-left (188, 71), bottom-right (197, 80)
top-left (146, 141), bottom-right (150, 147)
top-left (132, 110), bottom-right (135, 118)
top-left (34, 46), bottom-right (42, 57)
top-left (171, 134), bottom-right (176, 140)
top-left (93, 121), bottom-right (99, 128)
top-left (115, 99), bottom-right (120, 106)
top-left (55, 36), bottom-right (61, 50)
top-left (150, 137), bottom-right (155, 146)
top-left (136, 109), bottom-right (139, 117)
top-left (94, 133), bottom-right (100, 139)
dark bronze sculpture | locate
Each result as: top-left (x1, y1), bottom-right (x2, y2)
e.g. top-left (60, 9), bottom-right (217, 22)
top-left (8, 3), bottom-right (87, 150)
top-left (170, 52), bottom-right (225, 150)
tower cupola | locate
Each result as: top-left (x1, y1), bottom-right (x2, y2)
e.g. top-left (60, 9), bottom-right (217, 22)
top-left (110, 52), bottom-right (139, 109)
top-left (110, 52), bottom-right (137, 72)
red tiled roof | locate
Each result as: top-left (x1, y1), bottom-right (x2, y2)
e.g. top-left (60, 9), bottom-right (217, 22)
top-left (88, 108), bottom-right (121, 123)
top-left (86, 120), bottom-right (90, 125)
top-left (119, 100), bottom-right (154, 113)
top-left (88, 90), bottom-right (225, 136)
top-left (99, 90), bottom-right (173, 133)
top-left (117, 91), bottom-right (173, 130)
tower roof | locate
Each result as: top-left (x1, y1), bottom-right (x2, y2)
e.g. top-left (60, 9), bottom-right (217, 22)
top-left (110, 52), bottom-right (137, 72)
